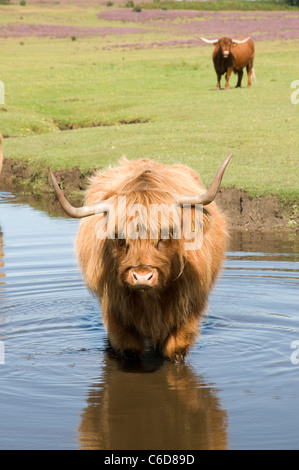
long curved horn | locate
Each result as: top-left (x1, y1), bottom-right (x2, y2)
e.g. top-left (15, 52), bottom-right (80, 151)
top-left (232, 37), bottom-right (251, 44)
top-left (49, 168), bottom-right (111, 218)
top-left (200, 37), bottom-right (219, 45)
top-left (177, 154), bottom-right (233, 206)
top-left (0, 134), bottom-right (3, 174)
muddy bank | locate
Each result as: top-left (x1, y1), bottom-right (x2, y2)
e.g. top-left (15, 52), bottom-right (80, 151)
top-left (216, 187), bottom-right (295, 232)
top-left (0, 157), bottom-right (297, 232)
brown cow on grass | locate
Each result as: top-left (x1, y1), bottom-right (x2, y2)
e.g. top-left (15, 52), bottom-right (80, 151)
top-left (201, 37), bottom-right (255, 90)
top-left (50, 154), bottom-right (232, 362)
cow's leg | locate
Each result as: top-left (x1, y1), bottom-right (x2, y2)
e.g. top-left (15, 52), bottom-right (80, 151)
top-left (107, 316), bottom-right (145, 359)
top-left (224, 68), bottom-right (233, 89)
top-left (247, 63), bottom-right (253, 87)
top-left (236, 69), bottom-right (243, 88)
top-left (216, 72), bottom-right (221, 90)
top-left (162, 317), bottom-right (199, 362)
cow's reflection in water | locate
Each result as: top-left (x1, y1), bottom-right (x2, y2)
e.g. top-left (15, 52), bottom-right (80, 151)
top-left (77, 350), bottom-right (228, 450)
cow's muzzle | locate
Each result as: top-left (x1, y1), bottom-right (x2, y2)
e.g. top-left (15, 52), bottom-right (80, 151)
top-left (127, 266), bottom-right (158, 290)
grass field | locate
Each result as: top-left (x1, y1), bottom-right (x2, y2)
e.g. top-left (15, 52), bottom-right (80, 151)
top-left (0, 2), bottom-right (298, 202)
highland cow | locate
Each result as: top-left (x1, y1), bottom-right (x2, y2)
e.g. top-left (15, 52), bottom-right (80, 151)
top-left (50, 155), bottom-right (232, 362)
top-left (201, 37), bottom-right (255, 90)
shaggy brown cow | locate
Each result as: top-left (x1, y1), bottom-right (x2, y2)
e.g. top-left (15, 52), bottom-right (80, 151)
top-left (50, 155), bottom-right (232, 362)
top-left (201, 37), bottom-right (255, 90)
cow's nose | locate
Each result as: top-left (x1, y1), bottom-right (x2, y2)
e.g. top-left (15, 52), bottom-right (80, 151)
top-left (132, 271), bottom-right (154, 285)
top-left (127, 267), bottom-right (159, 289)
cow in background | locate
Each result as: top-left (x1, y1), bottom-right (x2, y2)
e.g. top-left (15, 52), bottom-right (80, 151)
top-left (201, 37), bottom-right (255, 90)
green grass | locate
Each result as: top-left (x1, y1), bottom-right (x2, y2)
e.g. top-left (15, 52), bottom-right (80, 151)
top-left (0, 3), bottom-right (105, 27)
top-left (0, 4), bottom-right (298, 202)
top-left (139, 0), bottom-right (299, 11)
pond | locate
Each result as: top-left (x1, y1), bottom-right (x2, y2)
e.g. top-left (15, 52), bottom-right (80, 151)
top-left (0, 191), bottom-right (298, 450)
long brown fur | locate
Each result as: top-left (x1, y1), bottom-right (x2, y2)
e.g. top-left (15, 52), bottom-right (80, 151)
top-left (76, 158), bottom-right (227, 361)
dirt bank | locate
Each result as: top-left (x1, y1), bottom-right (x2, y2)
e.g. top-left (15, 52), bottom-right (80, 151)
top-left (0, 158), bottom-right (297, 232)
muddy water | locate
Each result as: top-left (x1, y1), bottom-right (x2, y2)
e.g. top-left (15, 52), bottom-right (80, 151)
top-left (0, 191), bottom-right (299, 450)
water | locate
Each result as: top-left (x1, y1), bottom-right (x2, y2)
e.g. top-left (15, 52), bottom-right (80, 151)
top-left (0, 191), bottom-right (298, 450)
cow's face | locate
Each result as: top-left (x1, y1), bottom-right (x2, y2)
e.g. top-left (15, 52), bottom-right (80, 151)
top-left (218, 37), bottom-right (234, 58)
top-left (112, 234), bottom-right (184, 292)
top-left (103, 199), bottom-right (207, 292)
